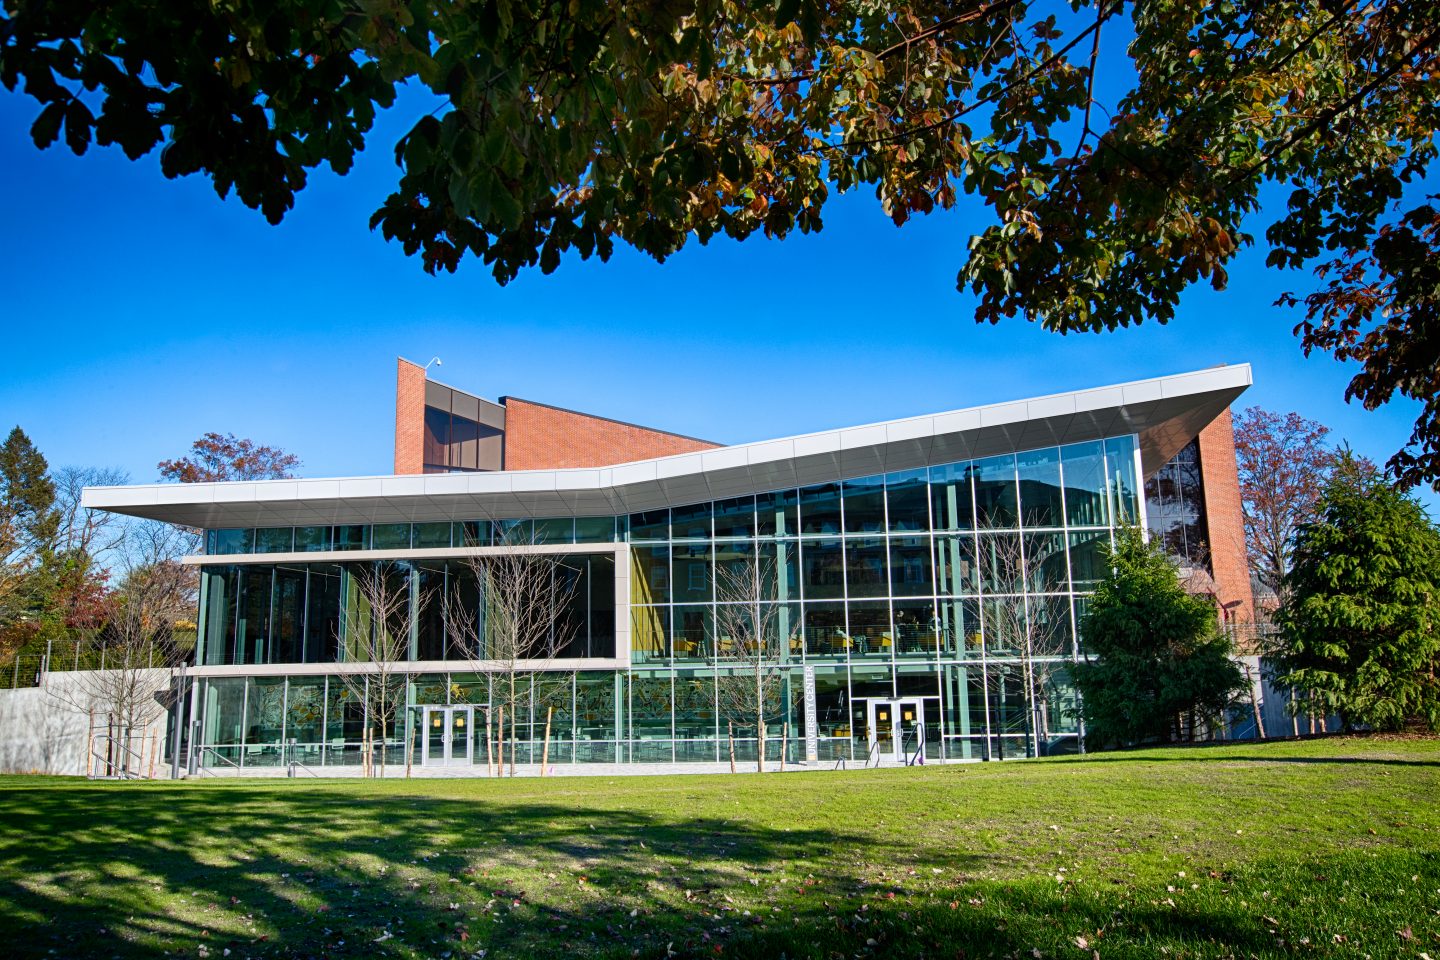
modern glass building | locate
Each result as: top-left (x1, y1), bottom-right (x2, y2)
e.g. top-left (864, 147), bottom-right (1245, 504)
top-left (84, 365), bottom-right (1252, 772)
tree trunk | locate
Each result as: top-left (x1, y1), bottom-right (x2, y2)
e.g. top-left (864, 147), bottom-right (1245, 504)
top-left (510, 703), bottom-right (518, 777)
top-left (85, 709), bottom-right (94, 778)
top-left (485, 707), bottom-right (495, 777)
top-left (541, 706), bottom-right (553, 777)
top-left (380, 716), bottom-right (388, 778)
top-left (755, 666), bottom-right (765, 773)
top-left (781, 724), bottom-right (787, 773)
top-left (496, 706), bottom-right (504, 778)
top-left (1243, 662), bottom-right (1266, 739)
top-left (728, 721), bottom-right (736, 774)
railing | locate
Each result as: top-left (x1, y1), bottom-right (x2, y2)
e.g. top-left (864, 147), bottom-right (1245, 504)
top-left (195, 746), bottom-right (241, 775)
top-left (90, 737), bottom-right (148, 779)
top-left (904, 729), bottom-right (926, 766)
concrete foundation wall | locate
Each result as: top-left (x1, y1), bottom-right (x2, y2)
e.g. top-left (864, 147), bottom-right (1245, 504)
top-left (0, 669), bottom-right (174, 776)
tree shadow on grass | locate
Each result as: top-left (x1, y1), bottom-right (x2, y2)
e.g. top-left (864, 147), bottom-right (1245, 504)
top-left (0, 780), bottom-right (1434, 960)
top-left (1053, 753), bottom-right (1440, 769)
top-left (0, 779), bottom-right (981, 959)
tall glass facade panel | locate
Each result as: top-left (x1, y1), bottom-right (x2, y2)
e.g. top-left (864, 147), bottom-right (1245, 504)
top-left (189, 434), bottom-right (1141, 766)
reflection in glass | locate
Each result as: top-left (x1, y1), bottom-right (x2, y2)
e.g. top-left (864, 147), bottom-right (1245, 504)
top-left (844, 538), bottom-right (888, 599)
top-left (672, 542), bottom-right (712, 604)
top-left (939, 597), bottom-right (982, 658)
top-left (757, 489), bottom-right (799, 537)
top-left (801, 538), bottom-right (845, 600)
top-left (713, 495), bottom-right (756, 538)
top-left (892, 599), bottom-right (938, 656)
top-left (673, 605), bottom-right (712, 660)
top-left (973, 454), bottom-right (1019, 528)
top-left (372, 524), bottom-right (411, 550)
top-left (631, 545), bottom-right (671, 605)
top-left (799, 482), bottom-right (843, 535)
top-left (1061, 441), bottom-right (1108, 526)
top-left (803, 603), bottom-right (848, 657)
top-left (935, 535), bottom-right (979, 596)
top-left (930, 463), bottom-right (975, 531)
top-left (842, 475), bottom-right (886, 533)
top-left (885, 469), bottom-right (930, 531)
top-left (631, 606), bottom-right (670, 661)
top-left (889, 536), bottom-right (933, 596)
top-left (629, 509), bottom-right (670, 542)
top-left (671, 502), bottom-right (712, 541)
top-left (255, 527), bottom-right (294, 553)
top-left (1016, 448), bottom-right (1063, 528)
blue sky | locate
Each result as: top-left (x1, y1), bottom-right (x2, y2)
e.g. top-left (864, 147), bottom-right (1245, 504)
top-left (0, 81), bottom-right (1426, 505)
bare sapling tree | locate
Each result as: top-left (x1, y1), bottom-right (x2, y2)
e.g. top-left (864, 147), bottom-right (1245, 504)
top-left (446, 538), bottom-right (580, 776)
top-left (980, 529), bottom-right (1074, 759)
top-left (713, 553), bottom-right (787, 773)
top-left (49, 520), bottom-right (196, 777)
top-left (336, 562), bottom-right (427, 778)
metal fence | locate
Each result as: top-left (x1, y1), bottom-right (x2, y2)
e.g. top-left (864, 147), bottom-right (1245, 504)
top-left (0, 632), bottom-right (198, 690)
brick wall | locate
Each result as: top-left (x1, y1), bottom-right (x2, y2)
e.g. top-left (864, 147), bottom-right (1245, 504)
top-left (394, 358), bottom-right (427, 475)
top-left (1197, 408), bottom-right (1256, 630)
top-left (501, 397), bottom-right (721, 470)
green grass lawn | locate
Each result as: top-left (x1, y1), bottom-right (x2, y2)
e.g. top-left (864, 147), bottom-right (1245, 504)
top-left (1, 737), bottom-right (1437, 959)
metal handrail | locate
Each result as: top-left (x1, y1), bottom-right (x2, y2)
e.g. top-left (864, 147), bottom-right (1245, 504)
top-left (864, 739), bottom-right (882, 769)
top-left (195, 746), bottom-right (241, 775)
top-left (904, 729), bottom-right (926, 767)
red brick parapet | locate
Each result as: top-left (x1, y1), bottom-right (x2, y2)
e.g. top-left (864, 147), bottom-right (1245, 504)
top-left (1197, 408), bottom-right (1255, 629)
top-left (501, 397), bottom-right (720, 470)
top-left (394, 357), bottom-right (426, 475)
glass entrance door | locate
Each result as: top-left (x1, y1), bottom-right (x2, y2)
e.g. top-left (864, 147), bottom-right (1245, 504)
top-left (422, 706), bottom-right (473, 765)
top-left (867, 699), bottom-right (925, 762)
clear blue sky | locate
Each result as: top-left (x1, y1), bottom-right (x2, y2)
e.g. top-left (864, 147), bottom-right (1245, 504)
top-left (0, 81), bottom-right (1428, 506)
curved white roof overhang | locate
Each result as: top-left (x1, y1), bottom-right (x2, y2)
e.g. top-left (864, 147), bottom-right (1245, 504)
top-left (82, 365), bottom-right (1250, 529)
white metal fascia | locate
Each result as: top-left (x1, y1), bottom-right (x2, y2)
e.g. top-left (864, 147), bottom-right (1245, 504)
top-left (82, 364), bottom-right (1251, 528)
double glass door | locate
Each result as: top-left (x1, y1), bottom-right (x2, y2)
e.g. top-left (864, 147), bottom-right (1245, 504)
top-left (867, 699), bottom-right (925, 762)
top-left (423, 706), bottom-right (473, 766)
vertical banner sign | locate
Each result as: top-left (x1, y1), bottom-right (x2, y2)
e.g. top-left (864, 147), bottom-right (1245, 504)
top-left (803, 665), bottom-right (818, 762)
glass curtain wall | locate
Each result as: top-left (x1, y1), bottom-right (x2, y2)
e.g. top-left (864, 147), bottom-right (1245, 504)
top-left (190, 435), bottom-right (1141, 766)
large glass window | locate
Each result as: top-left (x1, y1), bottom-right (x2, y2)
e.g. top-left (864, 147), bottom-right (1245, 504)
top-left (672, 542), bottom-right (712, 604)
top-left (629, 509), bottom-right (670, 542)
top-left (844, 538), bottom-right (888, 599)
top-left (254, 527), bottom-right (294, 553)
top-left (758, 540), bottom-right (799, 602)
top-left (930, 463), bottom-right (975, 531)
top-left (799, 482), bottom-right (843, 535)
top-left (1144, 437), bottom-right (1209, 571)
top-left (803, 603), bottom-right (848, 657)
top-left (1061, 441), bottom-right (1108, 527)
top-left (936, 535), bottom-right (979, 596)
top-left (973, 454), bottom-right (1019, 528)
top-left (1016, 448), bottom-right (1063, 528)
top-left (889, 537), bottom-right (933, 596)
top-left (713, 495), bottom-right (755, 539)
top-left (886, 469), bottom-right (930, 532)
top-left (842, 476), bottom-right (886, 534)
top-left (801, 539), bottom-right (845, 600)
top-left (632, 606), bottom-right (670, 662)
top-left (673, 605), bottom-right (712, 660)
top-left (757, 489), bottom-right (799, 537)
top-left (294, 526), bottom-right (333, 552)
top-left (412, 523), bottom-right (451, 549)
top-left (1105, 435), bottom-right (1141, 524)
top-left (372, 524), bottom-right (411, 550)
top-left (575, 517), bottom-right (615, 543)
top-left (631, 545), bottom-right (671, 605)
top-left (671, 502), bottom-right (712, 541)
top-left (534, 517), bottom-right (576, 545)
top-left (271, 565), bottom-right (306, 663)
